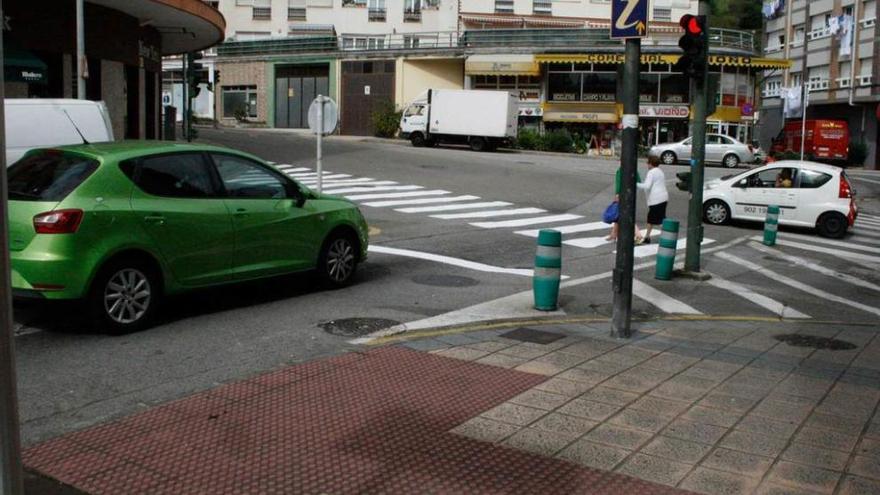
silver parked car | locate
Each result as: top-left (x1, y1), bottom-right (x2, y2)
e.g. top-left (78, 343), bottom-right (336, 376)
top-left (648, 134), bottom-right (755, 168)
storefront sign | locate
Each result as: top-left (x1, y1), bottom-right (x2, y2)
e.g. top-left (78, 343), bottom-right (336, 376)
top-left (518, 90), bottom-right (540, 102)
top-left (518, 106), bottom-right (543, 117)
top-left (543, 103), bottom-right (618, 123)
top-left (552, 93), bottom-right (578, 101)
top-left (582, 93), bottom-right (616, 102)
top-left (138, 40), bottom-right (161, 64)
top-left (536, 54), bottom-right (792, 69)
top-left (640, 105), bottom-right (690, 119)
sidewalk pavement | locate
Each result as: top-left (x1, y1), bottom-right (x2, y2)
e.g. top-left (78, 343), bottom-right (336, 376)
top-left (23, 318), bottom-right (880, 494)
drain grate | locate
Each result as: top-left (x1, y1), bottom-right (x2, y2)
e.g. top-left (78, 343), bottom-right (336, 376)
top-left (773, 334), bottom-right (857, 351)
top-left (411, 274), bottom-right (479, 287)
top-left (501, 327), bottom-right (566, 345)
top-left (320, 318), bottom-right (400, 337)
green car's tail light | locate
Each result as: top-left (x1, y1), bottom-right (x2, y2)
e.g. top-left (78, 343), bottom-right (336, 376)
top-left (33, 209), bottom-right (84, 234)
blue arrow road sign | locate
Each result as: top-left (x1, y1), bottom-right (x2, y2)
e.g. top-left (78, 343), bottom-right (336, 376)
top-left (611, 0), bottom-right (649, 39)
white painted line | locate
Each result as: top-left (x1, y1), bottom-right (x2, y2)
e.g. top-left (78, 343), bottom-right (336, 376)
top-left (633, 237), bottom-right (715, 259)
top-left (363, 195), bottom-right (481, 208)
top-left (774, 233), bottom-right (880, 253)
top-left (857, 218), bottom-right (880, 228)
top-left (290, 172), bottom-right (345, 179)
top-left (367, 245), bottom-right (535, 277)
top-left (852, 230), bottom-right (880, 241)
top-left (517, 221), bottom-right (609, 237)
top-left (396, 201), bottom-right (512, 214)
top-left (300, 174), bottom-right (353, 181)
top-left (299, 177), bottom-right (378, 185)
top-left (431, 207), bottom-right (546, 220)
top-left (470, 214), bottom-right (584, 229)
top-left (856, 223), bottom-right (880, 233)
top-left (564, 236), bottom-right (613, 249)
top-left (851, 176), bottom-right (880, 185)
top-left (323, 185), bottom-right (424, 195)
top-left (345, 190), bottom-right (451, 201)
top-left (759, 238), bottom-right (880, 266)
top-left (860, 213), bottom-right (880, 221)
top-left (632, 280), bottom-right (703, 315)
top-left (749, 242), bottom-right (880, 293)
top-left (275, 165), bottom-right (307, 171)
top-left (715, 251), bottom-right (880, 317)
top-left (706, 275), bottom-right (810, 319)
top-left (303, 180), bottom-right (398, 188)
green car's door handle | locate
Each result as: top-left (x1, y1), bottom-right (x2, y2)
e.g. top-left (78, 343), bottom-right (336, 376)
top-left (144, 214), bottom-right (165, 225)
top-left (233, 208), bottom-right (248, 217)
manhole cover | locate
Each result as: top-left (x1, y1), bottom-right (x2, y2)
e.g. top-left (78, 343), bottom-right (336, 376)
top-left (773, 334), bottom-right (857, 351)
top-left (411, 274), bottom-right (479, 287)
top-left (320, 318), bottom-right (400, 337)
top-left (501, 327), bottom-right (566, 345)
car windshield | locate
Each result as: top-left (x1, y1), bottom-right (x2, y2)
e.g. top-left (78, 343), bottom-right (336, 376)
top-left (7, 151), bottom-right (99, 201)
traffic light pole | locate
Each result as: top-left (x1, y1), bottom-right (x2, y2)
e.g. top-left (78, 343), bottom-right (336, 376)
top-left (684, 0), bottom-right (710, 274)
top-left (182, 54), bottom-right (189, 142)
top-left (611, 38), bottom-right (640, 339)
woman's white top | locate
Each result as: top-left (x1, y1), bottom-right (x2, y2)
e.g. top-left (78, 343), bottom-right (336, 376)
top-left (637, 167), bottom-right (669, 206)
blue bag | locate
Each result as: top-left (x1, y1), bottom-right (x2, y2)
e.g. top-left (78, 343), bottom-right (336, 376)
top-left (602, 201), bottom-right (619, 224)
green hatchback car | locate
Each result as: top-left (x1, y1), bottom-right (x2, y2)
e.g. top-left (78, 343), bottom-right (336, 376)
top-left (8, 142), bottom-right (369, 333)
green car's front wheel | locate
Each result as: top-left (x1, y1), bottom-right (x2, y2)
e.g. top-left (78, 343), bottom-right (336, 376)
top-left (318, 232), bottom-right (358, 289)
top-left (90, 257), bottom-right (161, 334)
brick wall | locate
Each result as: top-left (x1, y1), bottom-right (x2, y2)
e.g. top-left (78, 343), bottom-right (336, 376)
top-left (215, 60), bottom-right (268, 124)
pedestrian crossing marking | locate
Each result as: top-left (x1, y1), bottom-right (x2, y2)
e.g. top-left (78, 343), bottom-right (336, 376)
top-left (632, 280), bottom-right (702, 315)
top-left (749, 242), bottom-right (880, 293)
top-left (396, 201), bottom-right (512, 214)
top-left (763, 233), bottom-right (880, 254)
top-left (362, 195), bottom-right (481, 208)
top-left (564, 237), bottom-right (612, 249)
top-left (345, 190), bottom-right (451, 201)
top-left (470, 214), bottom-right (584, 229)
top-left (706, 275), bottom-right (809, 319)
top-left (300, 178), bottom-right (385, 186)
top-left (432, 208), bottom-right (546, 220)
top-left (324, 185), bottom-right (425, 195)
top-left (715, 251), bottom-right (880, 317)
top-left (752, 238), bottom-right (880, 266)
top-left (304, 180), bottom-right (399, 188)
top-left (517, 221), bottom-right (608, 237)
top-left (859, 217), bottom-right (880, 226)
top-left (633, 237), bottom-right (714, 259)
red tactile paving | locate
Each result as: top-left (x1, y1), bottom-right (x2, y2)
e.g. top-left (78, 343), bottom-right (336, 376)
top-left (26, 347), bottom-right (692, 494)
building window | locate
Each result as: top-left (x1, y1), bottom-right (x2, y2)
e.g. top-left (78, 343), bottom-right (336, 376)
top-left (549, 73), bottom-right (581, 101)
top-left (288, 0), bottom-right (306, 20)
top-left (807, 67), bottom-right (829, 91)
top-left (495, 0), bottom-right (514, 14)
top-left (533, 0), bottom-right (552, 15)
top-left (639, 74), bottom-right (660, 103)
top-left (653, 8), bottom-right (672, 21)
top-left (809, 15), bottom-right (831, 40)
top-left (368, 0), bottom-right (386, 21)
top-left (222, 86), bottom-right (258, 119)
top-left (659, 74), bottom-right (689, 103)
top-left (404, 0), bottom-right (421, 21)
top-left (763, 78), bottom-right (782, 97)
top-left (252, 0), bottom-right (271, 19)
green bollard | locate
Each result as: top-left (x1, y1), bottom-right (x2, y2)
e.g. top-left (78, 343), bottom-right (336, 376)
top-left (655, 218), bottom-right (680, 281)
top-left (763, 205), bottom-right (780, 246)
top-left (533, 229), bottom-right (561, 311)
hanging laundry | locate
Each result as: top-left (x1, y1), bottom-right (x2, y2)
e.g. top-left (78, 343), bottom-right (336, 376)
top-left (783, 86), bottom-right (804, 118)
top-left (829, 16), bottom-right (841, 36)
top-left (840, 15), bottom-right (854, 57)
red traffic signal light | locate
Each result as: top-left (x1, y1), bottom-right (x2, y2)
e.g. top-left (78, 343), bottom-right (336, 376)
top-left (675, 14), bottom-right (708, 79)
top-left (680, 14), bottom-right (703, 35)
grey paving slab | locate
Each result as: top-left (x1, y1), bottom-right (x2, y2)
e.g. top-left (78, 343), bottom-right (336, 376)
top-left (585, 423), bottom-right (653, 450)
top-left (555, 367), bottom-right (611, 385)
top-left (735, 415), bottom-right (801, 440)
top-left (577, 386), bottom-right (641, 407)
top-left (794, 426), bottom-right (860, 453)
top-left (531, 350), bottom-right (590, 370)
top-left (480, 402), bottom-right (547, 427)
top-left (603, 369), bottom-right (674, 394)
top-left (432, 346), bottom-right (490, 362)
top-left (838, 475), bottom-right (880, 495)
top-left (681, 405), bottom-right (742, 428)
top-left (639, 353), bottom-right (702, 373)
top-left (557, 398), bottom-right (621, 422)
top-left (679, 466), bottom-right (760, 495)
top-left (639, 436), bottom-right (713, 465)
top-left (781, 442), bottom-right (850, 471)
top-left (719, 430), bottom-right (790, 457)
top-left (754, 481), bottom-right (832, 495)
top-left (509, 389), bottom-right (570, 411)
top-left (701, 447), bottom-right (774, 479)
top-left (663, 419), bottom-right (728, 445)
top-left (697, 392), bottom-right (759, 413)
top-left (401, 339), bottom-right (450, 352)
top-left (502, 427), bottom-right (577, 457)
top-left (577, 356), bottom-right (635, 375)
top-left (608, 407), bottom-right (674, 433)
top-left (856, 437), bottom-right (880, 460)
top-left (848, 455), bottom-right (880, 481)
top-left (556, 438), bottom-right (631, 471)
top-left (474, 353), bottom-right (529, 369)
top-left (804, 411), bottom-right (868, 435)
top-left (514, 360), bottom-right (566, 376)
top-left (649, 382), bottom-right (709, 402)
top-left (530, 412), bottom-right (598, 437)
top-left (465, 340), bottom-right (517, 353)
top-left (497, 344), bottom-right (553, 360)
top-left (766, 461), bottom-right (842, 495)
top-left (533, 377), bottom-right (595, 397)
top-left (615, 453), bottom-right (692, 487)
top-left (450, 417), bottom-right (521, 444)
top-left (629, 396), bottom-right (692, 418)
top-left (433, 333), bottom-right (482, 346)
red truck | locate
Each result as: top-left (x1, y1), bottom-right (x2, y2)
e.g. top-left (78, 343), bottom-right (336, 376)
top-left (771, 120), bottom-right (849, 163)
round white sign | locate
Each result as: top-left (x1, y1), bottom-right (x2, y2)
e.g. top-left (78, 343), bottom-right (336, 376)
top-left (307, 96), bottom-right (338, 135)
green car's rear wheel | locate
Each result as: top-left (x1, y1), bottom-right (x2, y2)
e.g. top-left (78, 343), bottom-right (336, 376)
top-left (90, 257), bottom-right (160, 334)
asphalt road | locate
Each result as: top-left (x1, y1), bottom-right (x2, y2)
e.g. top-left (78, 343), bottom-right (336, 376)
top-left (12, 128), bottom-right (880, 446)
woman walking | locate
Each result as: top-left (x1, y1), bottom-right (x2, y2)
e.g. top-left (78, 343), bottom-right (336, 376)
top-left (606, 167), bottom-right (643, 243)
top-left (637, 157), bottom-right (669, 244)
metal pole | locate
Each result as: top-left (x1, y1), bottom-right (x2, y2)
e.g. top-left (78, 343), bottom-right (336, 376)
top-left (317, 95), bottom-right (323, 193)
top-left (181, 54), bottom-right (188, 142)
top-left (76, 0), bottom-right (85, 99)
top-left (0, 16), bottom-right (26, 493)
top-left (611, 38), bottom-right (640, 339)
top-left (684, 0), bottom-right (710, 273)
top-left (800, 85), bottom-right (808, 160)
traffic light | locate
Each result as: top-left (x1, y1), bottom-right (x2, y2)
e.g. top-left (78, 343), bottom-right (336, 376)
top-left (186, 52), bottom-right (210, 98)
top-left (674, 14), bottom-right (708, 80)
top-left (676, 171), bottom-right (692, 192)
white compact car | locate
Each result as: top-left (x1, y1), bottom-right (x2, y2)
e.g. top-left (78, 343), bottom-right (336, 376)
top-left (702, 160), bottom-right (857, 238)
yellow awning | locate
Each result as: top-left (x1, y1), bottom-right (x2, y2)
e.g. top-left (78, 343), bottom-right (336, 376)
top-left (465, 54), bottom-right (540, 76)
top-left (542, 103), bottom-right (619, 123)
top-left (708, 106), bottom-right (743, 122)
top-left (536, 54), bottom-right (792, 69)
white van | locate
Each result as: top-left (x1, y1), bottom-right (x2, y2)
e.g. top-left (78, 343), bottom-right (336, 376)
top-left (4, 99), bottom-right (114, 166)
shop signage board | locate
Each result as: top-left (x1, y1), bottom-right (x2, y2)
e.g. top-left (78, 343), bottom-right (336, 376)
top-left (611, 0), bottom-right (649, 39)
top-left (640, 105), bottom-right (690, 119)
top-left (536, 54), bottom-right (792, 69)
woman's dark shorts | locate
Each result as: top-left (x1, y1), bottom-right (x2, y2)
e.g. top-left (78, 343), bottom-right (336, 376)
top-left (647, 202), bottom-right (667, 225)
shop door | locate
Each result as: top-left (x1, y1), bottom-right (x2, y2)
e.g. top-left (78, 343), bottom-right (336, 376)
top-left (275, 65), bottom-right (329, 129)
top-left (341, 60), bottom-right (395, 136)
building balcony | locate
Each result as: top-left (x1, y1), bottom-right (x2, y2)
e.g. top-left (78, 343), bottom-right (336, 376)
top-left (404, 9), bottom-right (421, 22)
top-left (763, 87), bottom-right (781, 98)
top-left (808, 26), bottom-right (831, 41)
top-left (807, 79), bottom-right (829, 91)
top-left (288, 7), bottom-right (306, 21)
top-left (368, 7), bottom-right (386, 21)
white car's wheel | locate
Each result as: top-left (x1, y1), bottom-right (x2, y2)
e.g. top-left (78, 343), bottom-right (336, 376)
top-left (703, 200), bottom-right (731, 225)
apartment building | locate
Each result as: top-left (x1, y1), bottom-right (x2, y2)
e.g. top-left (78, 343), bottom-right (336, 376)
top-left (173, 0), bottom-right (780, 149)
top-left (760, 0), bottom-right (879, 168)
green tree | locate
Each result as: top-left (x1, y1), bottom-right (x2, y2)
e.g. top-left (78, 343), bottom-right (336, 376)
top-left (709, 0), bottom-right (762, 31)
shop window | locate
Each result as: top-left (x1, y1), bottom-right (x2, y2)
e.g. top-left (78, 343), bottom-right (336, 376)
top-left (581, 73), bottom-right (616, 102)
top-left (498, 75), bottom-right (517, 89)
top-left (222, 86), bottom-right (258, 119)
top-left (639, 74), bottom-right (659, 103)
top-left (573, 63), bottom-right (591, 71)
top-left (593, 63), bottom-right (617, 72)
top-left (548, 63), bottom-right (572, 72)
top-left (473, 75), bottom-right (497, 89)
top-left (659, 74), bottom-right (688, 103)
top-left (549, 73), bottom-right (581, 101)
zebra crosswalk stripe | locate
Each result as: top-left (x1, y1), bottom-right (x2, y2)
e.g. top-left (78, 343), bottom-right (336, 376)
top-left (706, 275), bottom-right (810, 319)
top-left (764, 238), bottom-right (880, 266)
top-left (716, 251), bottom-right (880, 317)
top-left (516, 221), bottom-right (609, 237)
top-left (749, 242), bottom-right (880, 293)
top-left (776, 233), bottom-right (880, 253)
top-left (632, 280), bottom-right (702, 315)
top-left (470, 214), bottom-right (584, 229)
top-left (362, 195), bottom-right (481, 208)
top-left (396, 201), bottom-right (512, 214)
top-left (345, 190), bottom-right (451, 201)
top-left (324, 185), bottom-right (424, 195)
top-left (432, 208), bottom-right (546, 220)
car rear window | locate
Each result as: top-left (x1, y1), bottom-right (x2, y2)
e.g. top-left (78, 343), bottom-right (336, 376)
top-left (799, 169), bottom-right (833, 188)
top-left (7, 151), bottom-right (98, 201)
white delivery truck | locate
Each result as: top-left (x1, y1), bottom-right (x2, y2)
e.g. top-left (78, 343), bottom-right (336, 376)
top-left (4, 99), bottom-right (115, 166)
top-left (399, 89), bottom-right (518, 152)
